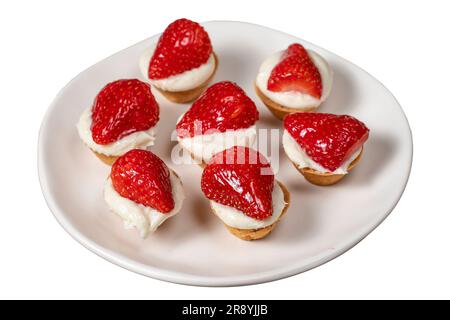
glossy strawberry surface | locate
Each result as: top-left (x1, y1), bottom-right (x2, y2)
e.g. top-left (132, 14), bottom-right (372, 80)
top-left (267, 43), bottom-right (322, 99)
top-left (149, 18), bottom-right (212, 79)
top-left (91, 79), bottom-right (159, 145)
top-left (284, 112), bottom-right (369, 172)
top-left (111, 150), bottom-right (174, 213)
top-left (201, 147), bottom-right (274, 220)
top-left (176, 81), bottom-right (259, 138)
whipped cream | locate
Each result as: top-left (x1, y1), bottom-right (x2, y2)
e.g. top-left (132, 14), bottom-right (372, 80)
top-left (177, 126), bottom-right (257, 163)
top-left (104, 170), bottom-right (185, 238)
top-left (77, 108), bottom-right (156, 157)
top-left (256, 49), bottom-right (333, 109)
top-left (139, 44), bottom-right (216, 92)
top-left (211, 181), bottom-right (286, 230)
top-left (282, 130), bottom-right (361, 174)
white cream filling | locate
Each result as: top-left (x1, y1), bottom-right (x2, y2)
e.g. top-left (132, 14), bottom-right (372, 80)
top-left (282, 130), bottom-right (361, 174)
top-left (177, 126), bottom-right (257, 163)
top-left (139, 44), bottom-right (215, 92)
top-left (211, 181), bottom-right (285, 230)
top-left (256, 49), bottom-right (333, 109)
top-left (77, 108), bottom-right (156, 157)
top-left (104, 170), bottom-right (185, 238)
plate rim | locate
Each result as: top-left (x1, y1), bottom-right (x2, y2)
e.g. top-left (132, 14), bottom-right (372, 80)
top-left (37, 20), bottom-right (413, 287)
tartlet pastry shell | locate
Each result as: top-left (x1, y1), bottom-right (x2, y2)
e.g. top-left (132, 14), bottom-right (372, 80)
top-left (210, 181), bottom-right (290, 241)
top-left (92, 150), bottom-right (118, 165)
top-left (254, 84), bottom-right (317, 120)
top-left (292, 148), bottom-right (363, 186)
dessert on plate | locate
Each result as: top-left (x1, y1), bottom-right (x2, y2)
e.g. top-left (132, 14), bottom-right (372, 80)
top-left (139, 18), bottom-right (218, 103)
top-left (77, 79), bottom-right (159, 165)
top-left (104, 149), bottom-right (185, 238)
top-left (201, 146), bottom-right (290, 240)
top-left (176, 81), bottom-right (259, 166)
top-left (255, 43), bottom-right (333, 120)
top-left (283, 112), bottom-right (369, 186)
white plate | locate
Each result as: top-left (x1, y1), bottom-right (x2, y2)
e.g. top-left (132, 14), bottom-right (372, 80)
top-left (38, 21), bottom-right (412, 286)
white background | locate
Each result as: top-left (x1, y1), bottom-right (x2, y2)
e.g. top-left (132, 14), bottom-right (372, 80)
top-left (0, 0), bottom-right (448, 299)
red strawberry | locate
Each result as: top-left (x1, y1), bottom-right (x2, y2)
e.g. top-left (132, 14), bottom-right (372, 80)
top-left (149, 18), bottom-right (212, 79)
top-left (284, 113), bottom-right (369, 172)
top-left (283, 43), bottom-right (309, 58)
top-left (267, 43), bottom-right (322, 99)
top-left (176, 81), bottom-right (259, 138)
top-left (201, 147), bottom-right (274, 220)
top-left (111, 150), bottom-right (174, 213)
top-left (91, 79), bottom-right (159, 145)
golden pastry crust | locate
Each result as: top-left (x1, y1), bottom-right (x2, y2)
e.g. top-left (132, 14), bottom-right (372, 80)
top-left (92, 150), bottom-right (118, 165)
top-left (254, 84), bottom-right (317, 120)
top-left (211, 181), bottom-right (290, 241)
top-left (292, 148), bottom-right (363, 186)
top-left (154, 53), bottom-right (219, 104)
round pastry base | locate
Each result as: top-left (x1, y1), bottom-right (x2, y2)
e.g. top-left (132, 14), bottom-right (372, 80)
top-left (211, 181), bottom-right (290, 241)
top-left (92, 150), bottom-right (118, 165)
top-left (254, 84), bottom-right (318, 120)
top-left (293, 148), bottom-right (363, 186)
top-left (155, 53), bottom-right (219, 104)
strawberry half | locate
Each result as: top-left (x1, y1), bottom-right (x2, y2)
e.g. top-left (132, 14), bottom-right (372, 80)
top-left (284, 113), bottom-right (369, 172)
top-left (267, 43), bottom-right (322, 99)
top-left (149, 18), bottom-right (212, 79)
top-left (91, 79), bottom-right (159, 145)
top-left (176, 81), bottom-right (259, 138)
top-left (111, 150), bottom-right (174, 213)
top-left (201, 146), bottom-right (274, 220)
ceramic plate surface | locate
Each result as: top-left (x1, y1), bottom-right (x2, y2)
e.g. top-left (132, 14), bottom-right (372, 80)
top-left (38, 21), bottom-right (412, 286)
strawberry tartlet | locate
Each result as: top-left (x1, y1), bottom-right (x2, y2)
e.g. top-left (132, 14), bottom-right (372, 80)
top-left (176, 81), bottom-right (259, 165)
top-left (104, 149), bottom-right (185, 238)
top-left (77, 79), bottom-right (159, 165)
top-left (283, 113), bottom-right (369, 186)
top-left (255, 43), bottom-right (333, 120)
top-left (201, 146), bottom-right (290, 240)
top-left (139, 18), bottom-right (218, 103)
